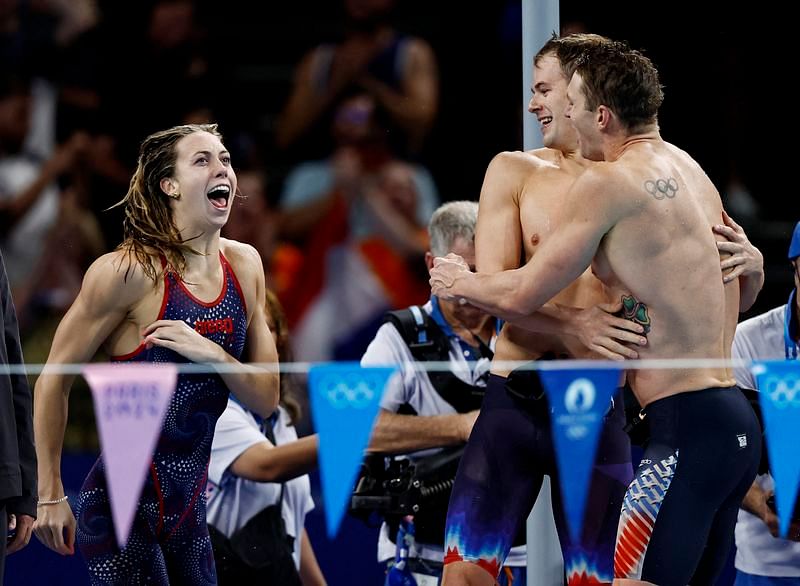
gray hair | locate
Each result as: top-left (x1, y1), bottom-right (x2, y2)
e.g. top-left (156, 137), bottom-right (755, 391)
top-left (428, 200), bottom-right (479, 257)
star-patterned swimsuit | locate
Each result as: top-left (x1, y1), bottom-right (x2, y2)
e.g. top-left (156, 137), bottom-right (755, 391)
top-left (76, 252), bottom-right (247, 585)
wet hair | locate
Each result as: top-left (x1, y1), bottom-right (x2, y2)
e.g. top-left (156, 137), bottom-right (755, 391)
top-left (428, 200), bottom-right (478, 258)
top-left (114, 123), bottom-right (222, 282)
top-left (265, 288), bottom-right (302, 424)
top-left (573, 42), bottom-right (664, 132)
top-left (535, 32), bottom-right (616, 81)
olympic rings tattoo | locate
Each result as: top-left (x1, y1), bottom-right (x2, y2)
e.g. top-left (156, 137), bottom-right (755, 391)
top-left (644, 177), bottom-right (678, 200)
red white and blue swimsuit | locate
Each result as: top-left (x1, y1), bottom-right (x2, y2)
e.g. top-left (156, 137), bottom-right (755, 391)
top-left (76, 253), bottom-right (247, 585)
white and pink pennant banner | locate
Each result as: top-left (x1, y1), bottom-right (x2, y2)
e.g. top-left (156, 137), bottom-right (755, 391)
top-left (83, 363), bottom-right (177, 548)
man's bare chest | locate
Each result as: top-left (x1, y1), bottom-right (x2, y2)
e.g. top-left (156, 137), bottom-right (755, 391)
top-left (518, 173), bottom-right (578, 259)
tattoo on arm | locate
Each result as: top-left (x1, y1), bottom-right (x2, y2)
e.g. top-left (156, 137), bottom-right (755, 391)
top-left (644, 177), bottom-right (678, 200)
top-left (619, 294), bottom-right (652, 334)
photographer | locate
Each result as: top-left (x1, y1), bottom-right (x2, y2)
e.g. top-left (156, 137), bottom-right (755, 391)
top-left (359, 202), bottom-right (518, 583)
top-left (732, 221), bottom-right (800, 585)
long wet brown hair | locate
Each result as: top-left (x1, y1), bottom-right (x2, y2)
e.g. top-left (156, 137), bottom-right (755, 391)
top-left (113, 123), bottom-right (223, 283)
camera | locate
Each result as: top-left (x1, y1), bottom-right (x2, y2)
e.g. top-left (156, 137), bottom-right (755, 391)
top-left (350, 446), bottom-right (463, 545)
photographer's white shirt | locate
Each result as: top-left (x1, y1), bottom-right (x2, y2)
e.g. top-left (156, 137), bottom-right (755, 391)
top-left (733, 303), bottom-right (800, 577)
top-left (207, 402), bottom-right (314, 570)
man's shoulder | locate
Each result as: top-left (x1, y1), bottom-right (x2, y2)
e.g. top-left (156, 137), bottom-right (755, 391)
top-left (580, 159), bottom-right (627, 181)
top-left (573, 162), bottom-right (638, 201)
top-left (361, 319), bottom-right (414, 366)
top-left (381, 305), bottom-right (427, 340)
top-left (481, 149), bottom-right (564, 206)
top-left (364, 303), bottom-right (438, 353)
top-left (400, 35), bottom-right (436, 62)
top-left (492, 149), bottom-right (559, 171)
top-left (737, 305), bottom-right (786, 337)
top-left (613, 140), bottom-right (703, 193)
top-left (733, 305), bottom-right (787, 363)
top-left (524, 147), bottom-right (564, 164)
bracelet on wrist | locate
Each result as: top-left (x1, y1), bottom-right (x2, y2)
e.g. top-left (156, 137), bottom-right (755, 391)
top-left (37, 495), bottom-right (69, 506)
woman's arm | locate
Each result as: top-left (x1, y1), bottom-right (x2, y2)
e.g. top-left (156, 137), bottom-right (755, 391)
top-left (33, 252), bottom-right (146, 555)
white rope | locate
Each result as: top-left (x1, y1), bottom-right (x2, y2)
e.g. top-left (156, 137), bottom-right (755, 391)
top-left (0, 357), bottom-right (764, 376)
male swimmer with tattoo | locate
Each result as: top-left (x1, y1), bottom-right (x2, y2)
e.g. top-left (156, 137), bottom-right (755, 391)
top-left (432, 41), bottom-right (762, 586)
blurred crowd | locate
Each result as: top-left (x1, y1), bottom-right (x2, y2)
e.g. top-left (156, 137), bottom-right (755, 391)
top-left (0, 0), bottom-right (444, 393)
top-left (0, 0), bottom-right (786, 451)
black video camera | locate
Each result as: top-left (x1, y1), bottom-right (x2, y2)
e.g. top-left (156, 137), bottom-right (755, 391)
top-left (350, 446), bottom-right (463, 545)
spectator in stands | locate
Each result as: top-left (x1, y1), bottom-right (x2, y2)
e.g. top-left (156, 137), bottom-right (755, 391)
top-left (275, 0), bottom-right (438, 159)
top-left (278, 92), bottom-right (438, 362)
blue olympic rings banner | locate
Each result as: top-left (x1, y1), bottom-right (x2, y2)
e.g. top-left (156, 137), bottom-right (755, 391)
top-left (753, 360), bottom-right (800, 538)
top-left (309, 362), bottom-right (396, 538)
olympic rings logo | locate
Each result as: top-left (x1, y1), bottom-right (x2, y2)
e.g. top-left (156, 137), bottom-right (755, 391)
top-left (565, 424), bottom-right (589, 440)
top-left (644, 177), bottom-right (678, 200)
top-left (762, 374), bottom-right (800, 409)
top-left (321, 375), bottom-right (378, 409)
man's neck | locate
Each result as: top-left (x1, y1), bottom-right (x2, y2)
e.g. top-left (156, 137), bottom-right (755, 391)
top-left (606, 125), bottom-right (661, 162)
top-left (558, 146), bottom-right (592, 173)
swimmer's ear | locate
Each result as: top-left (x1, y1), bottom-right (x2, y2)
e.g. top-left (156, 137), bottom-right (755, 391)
top-left (160, 178), bottom-right (180, 199)
top-left (597, 105), bottom-right (612, 130)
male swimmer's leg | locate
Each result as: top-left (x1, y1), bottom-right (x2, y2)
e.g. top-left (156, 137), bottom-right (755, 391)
top-left (613, 479), bottom-right (752, 586)
top-left (555, 392), bottom-right (632, 586)
top-left (613, 478), bottom-right (740, 586)
top-left (614, 389), bottom-right (761, 586)
top-left (613, 439), bottom-right (701, 586)
top-left (443, 374), bottom-right (546, 585)
top-left (688, 491), bottom-right (747, 585)
top-left (690, 390), bottom-right (761, 585)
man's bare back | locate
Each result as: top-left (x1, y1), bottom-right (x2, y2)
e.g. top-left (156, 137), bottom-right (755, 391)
top-left (574, 139), bottom-right (737, 405)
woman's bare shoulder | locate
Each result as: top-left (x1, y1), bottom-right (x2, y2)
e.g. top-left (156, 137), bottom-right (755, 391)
top-left (80, 249), bottom-right (159, 310)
